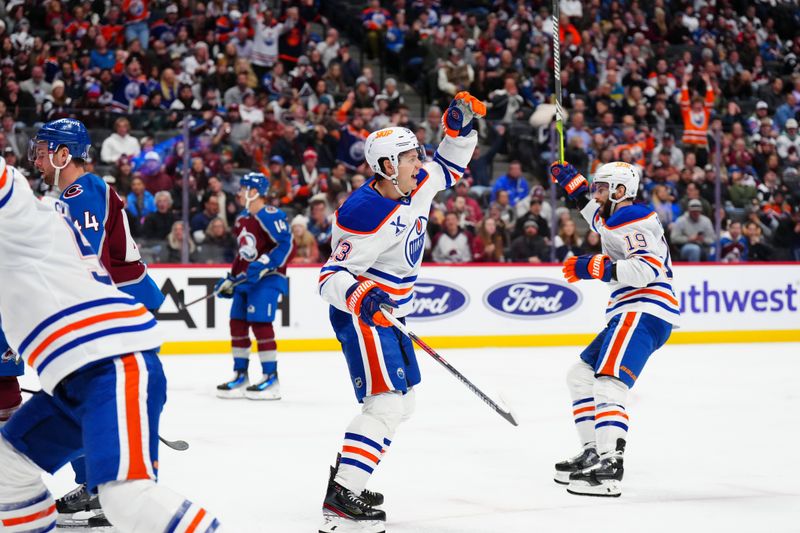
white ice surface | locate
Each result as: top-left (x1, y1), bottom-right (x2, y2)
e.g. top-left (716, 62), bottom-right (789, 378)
top-left (22, 343), bottom-right (800, 533)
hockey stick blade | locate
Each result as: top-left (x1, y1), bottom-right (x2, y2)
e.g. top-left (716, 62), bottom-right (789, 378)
top-left (160, 436), bottom-right (190, 451)
top-left (380, 307), bottom-right (519, 427)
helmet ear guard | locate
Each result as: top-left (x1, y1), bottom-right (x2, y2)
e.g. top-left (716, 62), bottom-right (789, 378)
top-left (364, 127), bottom-right (423, 198)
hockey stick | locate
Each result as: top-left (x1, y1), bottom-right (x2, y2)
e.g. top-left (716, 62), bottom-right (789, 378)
top-left (179, 275), bottom-right (248, 310)
top-left (20, 388), bottom-right (190, 451)
top-left (380, 307), bottom-right (519, 427)
top-left (552, 0), bottom-right (565, 163)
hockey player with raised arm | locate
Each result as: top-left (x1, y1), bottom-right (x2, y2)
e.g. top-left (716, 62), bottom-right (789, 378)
top-left (214, 172), bottom-right (294, 400)
top-left (0, 155), bottom-right (223, 532)
top-left (317, 92), bottom-right (485, 532)
top-left (549, 160), bottom-right (680, 497)
top-left (29, 118), bottom-right (165, 526)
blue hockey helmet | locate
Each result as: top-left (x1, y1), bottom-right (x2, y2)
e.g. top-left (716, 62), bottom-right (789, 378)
top-left (240, 172), bottom-right (269, 196)
top-left (28, 118), bottom-right (92, 162)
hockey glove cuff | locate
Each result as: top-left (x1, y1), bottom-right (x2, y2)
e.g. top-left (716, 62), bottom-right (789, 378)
top-left (215, 273), bottom-right (244, 299)
top-left (550, 162), bottom-right (589, 200)
top-left (346, 280), bottom-right (397, 328)
top-left (246, 256), bottom-right (274, 283)
top-left (563, 255), bottom-right (614, 283)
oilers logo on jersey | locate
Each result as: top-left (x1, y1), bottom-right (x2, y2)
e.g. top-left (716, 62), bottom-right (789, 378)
top-left (404, 216), bottom-right (427, 267)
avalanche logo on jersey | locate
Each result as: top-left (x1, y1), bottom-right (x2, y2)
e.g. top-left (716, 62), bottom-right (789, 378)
top-left (62, 184), bottom-right (83, 199)
top-left (237, 228), bottom-right (258, 261)
top-left (404, 216), bottom-right (427, 267)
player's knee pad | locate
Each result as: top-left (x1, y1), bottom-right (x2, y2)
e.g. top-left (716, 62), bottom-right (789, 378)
top-left (566, 361), bottom-right (595, 396)
top-left (0, 434), bottom-right (46, 499)
top-left (593, 375), bottom-right (628, 405)
top-left (100, 479), bottom-right (220, 533)
top-left (362, 391), bottom-right (405, 435)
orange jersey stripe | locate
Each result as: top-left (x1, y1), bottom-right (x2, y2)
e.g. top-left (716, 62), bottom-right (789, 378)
top-left (0, 165), bottom-right (8, 189)
top-left (600, 312), bottom-right (637, 376)
top-left (595, 410), bottom-right (629, 420)
top-left (29, 306), bottom-right (149, 366)
top-left (122, 355), bottom-right (148, 479)
top-left (617, 288), bottom-right (678, 307)
top-left (358, 321), bottom-right (390, 395)
top-left (185, 508), bottom-right (207, 533)
top-left (342, 445), bottom-right (380, 464)
top-left (639, 255), bottom-right (663, 269)
top-left (2, 504), bottom-right (55, 527)
top-left (573, 406), bottom-right (595, 416)
top-left (356, 275), bottom-right (413, 296)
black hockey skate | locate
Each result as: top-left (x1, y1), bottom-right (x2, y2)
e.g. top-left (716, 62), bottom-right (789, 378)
top-left (244, 372), bottom-right (281, 400)
top-left (55, 483), bottom-right (111, 528)
top-left (554, 446), bottom-right (599, 485)
top-left (319, 479), bottom-right (386, 533)
top-left (329, 453), bottom-right (384, 507)
top-left (215, 370), bottom-right (248, 399)
top-left (567, 439), bottom-right (625, 497)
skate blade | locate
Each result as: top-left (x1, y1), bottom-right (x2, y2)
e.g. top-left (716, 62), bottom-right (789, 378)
top-left (553, 470), bottom-right (570, 485)
top-left (244, 390), bottom-right (281, 400)
top-left (566, 480), bottom-right (622, 497)
top-left (319, 511), bottom-right (385, 533)
top-left (215, 388), bottom-right (247, 399)
top-left (56, 515), bottom-right (114, 530)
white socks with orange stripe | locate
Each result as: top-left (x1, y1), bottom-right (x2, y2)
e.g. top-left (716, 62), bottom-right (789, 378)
top-left (335, 390), bottom-right (415, 495)
top-left (566, 362), bottom-right (597, 448)
top-left (0, 435), bottom-right (57, 533)
top-left (99, 480), bottom-right (221, 532)
top-left (594, 377), bottom-right (629, 457)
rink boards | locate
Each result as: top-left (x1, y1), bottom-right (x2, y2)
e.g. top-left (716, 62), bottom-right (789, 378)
top-left (148, 263), bottom-right (800, 354)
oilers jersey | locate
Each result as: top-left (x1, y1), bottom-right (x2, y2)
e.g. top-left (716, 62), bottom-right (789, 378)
top-left (60, 173), bottom-right (164, 311)
top-left (580, 200), bottom-right (680, 326)
top-left (319, 133), bottom-right (477, 316)
top-left (0, 157), bottom-right (160, 393)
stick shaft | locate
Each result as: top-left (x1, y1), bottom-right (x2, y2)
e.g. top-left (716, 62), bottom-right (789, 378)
top-left (552, 0), bottom-right (565, 163)
top-left (380, 309), bottom-right (518, 426)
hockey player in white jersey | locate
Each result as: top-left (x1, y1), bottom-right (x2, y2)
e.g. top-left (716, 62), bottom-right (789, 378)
top-left (549, 160), bottom-right (680, 497)
top-left (317, 92), bottom-right (485, 532)
top-left (0, 156), bottom-right (222, 532)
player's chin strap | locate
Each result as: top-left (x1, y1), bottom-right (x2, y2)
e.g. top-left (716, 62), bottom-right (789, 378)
top-left (243, 187), bottom-right (260, 210)
top-left (375, 168), bottom-right (411, 200)
top-left (49, 151), bottom-right (71, 186)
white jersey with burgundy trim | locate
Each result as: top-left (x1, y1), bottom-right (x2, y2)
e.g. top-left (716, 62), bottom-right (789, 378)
top-left (318, 132), bottom-right (477, 317)
top-left (0, 157), bottom-right (161, 394)
top-left (580, 199), bottom-right (681, 326)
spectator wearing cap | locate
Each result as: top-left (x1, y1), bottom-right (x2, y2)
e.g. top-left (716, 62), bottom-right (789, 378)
top-left (747, 100), bottom-right (771, 135)
top-left (101, 117), bottom-right (141, 164)
top-left (142, 190), bottom-right (176, 241)
top-left (432, 211), bottom-right (474, 264)
top-left (777, 118), bottom-right (800, 159)
top-left (266, 155), bottom-right (293, 206)
top-left (513, 192), bottom-right (550, 240)
top-left (509, 219), bottom-right (549, 264)
top-left (294, 148), bottom-right (327, 205)
top-left (671, 198), bottom-right (714, 262)
top-left (490, 160), bottom-right (529, 207)
top-left (438, 48), bottom-right (474, 99)
top-left (289, 214), bottom-right (319, 264)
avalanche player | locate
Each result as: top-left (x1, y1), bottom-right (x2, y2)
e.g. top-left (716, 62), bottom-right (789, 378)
top-left (0, 329), bottom-right (23, 427)
top-left (214, 173), bottom-right (293, 400)
top-left (29, 118), bottom-right (165, 525)
top-left (317, 92), bottom-right (485, 532)
top-left (0, 155), bottom-right (223, 532)
top-left (549, 161), bottom-right (679, 497)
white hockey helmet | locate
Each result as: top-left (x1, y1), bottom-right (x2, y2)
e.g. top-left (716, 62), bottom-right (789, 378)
top-left (364, 127), bottom-right (423, 182)
top-left (592, 161), bottom-right (640, 204)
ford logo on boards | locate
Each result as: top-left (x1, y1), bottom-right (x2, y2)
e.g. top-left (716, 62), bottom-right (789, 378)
top-left (483, 279), bottom-right (581, 319)
top-left (406, 279), bottom-right (469, 320)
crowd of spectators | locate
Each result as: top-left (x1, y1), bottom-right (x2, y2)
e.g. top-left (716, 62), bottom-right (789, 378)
top-left (1, 0), bottom-right (799, 265)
